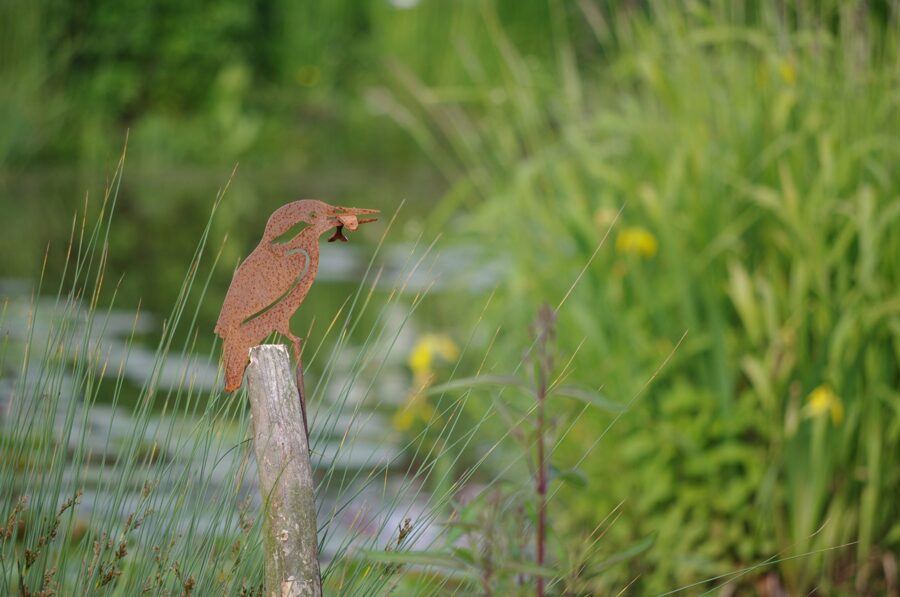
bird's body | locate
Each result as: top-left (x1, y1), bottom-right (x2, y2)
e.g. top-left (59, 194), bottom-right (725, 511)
top-left (216, 200), bottom-right (377, 393)
top-left (215, 231), bottom-right (318, 336)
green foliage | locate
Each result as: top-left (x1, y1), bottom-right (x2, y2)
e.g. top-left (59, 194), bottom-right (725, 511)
top-left (383, 1), bottom-right (900, 593)
top-left (360, 488), bottom-right (559, 592)
top-left (0, 0), bottom-right (568, 167)
top-left (370, 306), bottom-right (645, 595)
top-left (3, 0), bottom-right (899, 593)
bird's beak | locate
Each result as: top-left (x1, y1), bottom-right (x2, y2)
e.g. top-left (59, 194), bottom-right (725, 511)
top-left (335, 207), bottom-right (379, 231)
top-left (338, 207), bottom-right (379, 226)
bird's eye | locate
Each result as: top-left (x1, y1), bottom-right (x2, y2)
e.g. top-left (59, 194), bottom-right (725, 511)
top-left (309, 211), bottom-right (316, 219)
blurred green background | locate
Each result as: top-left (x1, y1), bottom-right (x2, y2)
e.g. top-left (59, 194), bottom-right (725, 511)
top-left (1, 0), bottom-right (898, 593)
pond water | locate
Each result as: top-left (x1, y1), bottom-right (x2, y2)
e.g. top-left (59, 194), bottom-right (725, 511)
top-left (0, 227), bottom-right (500, 561)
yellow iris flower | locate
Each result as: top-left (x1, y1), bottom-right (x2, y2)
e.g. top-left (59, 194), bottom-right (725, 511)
top-left (779, 60), bottom-right (797, 86)
top-left (615, 226), bottom-right (658, 258)
top-left (408, 334), bottom-right (459, 376)
top-left (393, 334), bottom-right (459, 431)
top-left (804, 384), bottom-right (844, 425)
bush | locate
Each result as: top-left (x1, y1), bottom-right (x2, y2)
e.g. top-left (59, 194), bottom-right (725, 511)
top-left (388, 2), bottom-right (900, 592)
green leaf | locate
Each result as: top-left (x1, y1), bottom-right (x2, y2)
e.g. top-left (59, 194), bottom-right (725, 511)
top-left (590, 533), bottom-right (657, 575)
top-left (428, 375), bottom-right (528, 395)
top-left (358, 549), bottom-right (462, 569)
top-left (550, 466), bottom-right (588, 488)
top-left (501, 560), bottom-right (558, 578)
top-left (451, 547), bottom-right (476, 566)
top-left (553, 385), bottom-right (625, 411)
top-left (442, 519), bottom-right (482, 531)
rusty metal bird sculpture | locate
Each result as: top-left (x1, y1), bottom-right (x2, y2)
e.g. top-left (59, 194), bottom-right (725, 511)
top-left (216, 200), bottom-right (378, 401)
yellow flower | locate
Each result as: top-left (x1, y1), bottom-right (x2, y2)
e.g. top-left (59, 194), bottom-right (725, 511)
top-left (394, 334), bottom-right (458, 432)
top-left (615, 227), bottom-right (658, 258)
top-left (779, 60), bottom-right (797, 86)
top-left (408, 334), bottom-right (459, 377)
top-left (392, 394), bottom-right (435, 431)
top-left (804, 384), bottom-right (843, 425)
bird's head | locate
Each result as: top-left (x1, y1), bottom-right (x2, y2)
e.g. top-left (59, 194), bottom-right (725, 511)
top-left (262, 199), bottom-right (378, 243)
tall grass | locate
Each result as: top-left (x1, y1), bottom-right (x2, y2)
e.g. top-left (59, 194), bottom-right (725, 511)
top-left (0, 152), bottom-right (268, 593)
top-left (1, 146), bottom-right (643, 595)
top-left (0, 152), bottom-right (500, 594)
top-left (380, 1), bottom-right (900, 593)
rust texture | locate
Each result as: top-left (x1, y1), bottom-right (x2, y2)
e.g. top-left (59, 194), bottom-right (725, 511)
top-left (216, 200), bottom-right (378, 393)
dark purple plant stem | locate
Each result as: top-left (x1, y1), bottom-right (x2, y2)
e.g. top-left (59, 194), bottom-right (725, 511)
top-left (536, 364), bottom-right (547, 597)
top-left (533, 304), bottom-right (555, 597)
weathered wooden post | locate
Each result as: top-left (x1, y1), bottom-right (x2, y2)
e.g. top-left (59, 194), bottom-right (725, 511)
top-left (246, 344), bottom-right (321, 597)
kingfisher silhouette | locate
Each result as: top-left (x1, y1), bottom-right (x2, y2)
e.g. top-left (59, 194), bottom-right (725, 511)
top-left (216, 200), bottom-right (378, 404)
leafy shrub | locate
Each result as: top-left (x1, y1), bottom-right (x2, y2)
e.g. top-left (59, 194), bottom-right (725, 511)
top-left (386, 1), bottom-right (900, 592)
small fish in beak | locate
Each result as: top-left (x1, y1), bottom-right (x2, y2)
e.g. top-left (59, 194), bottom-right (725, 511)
top-left (328, 215), bottom-right (356, 242)
top-left (328, 226), bottom-right (348, 242)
